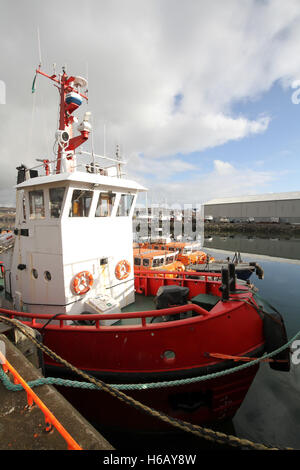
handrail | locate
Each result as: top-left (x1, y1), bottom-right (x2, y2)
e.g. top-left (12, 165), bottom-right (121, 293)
top-left (0, 302), bottom-right (210, 323)
top-left (0, 350), bottom-right (82, 450)
top-left (0, 298), bottom-right (252, 332)
top-left (134, 269), bottom-right (223, 279)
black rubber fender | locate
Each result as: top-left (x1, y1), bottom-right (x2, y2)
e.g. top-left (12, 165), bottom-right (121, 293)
top-left (255, 264), bottom-right (264, 280)
top-left (263, 312), bottom-right (290, 372)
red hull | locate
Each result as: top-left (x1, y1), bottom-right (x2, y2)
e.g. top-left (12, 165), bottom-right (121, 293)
top-left (51, 363), bottom-right (259, 433)
top-left (1, 273), bottom-right (265, 432)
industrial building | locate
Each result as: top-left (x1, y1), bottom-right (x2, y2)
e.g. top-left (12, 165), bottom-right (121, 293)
top-left (0, 206), bottom-right (15, 230)
top-left (204, 191), bottom-right (300, 224)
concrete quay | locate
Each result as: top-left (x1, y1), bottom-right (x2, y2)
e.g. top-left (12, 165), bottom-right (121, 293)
top-left (0, 332), bottom-right (114, 450)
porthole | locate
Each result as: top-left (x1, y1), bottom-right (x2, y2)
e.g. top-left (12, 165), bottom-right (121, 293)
top-left (32, 269), bottom-right (38, 279)
top-left (162, 350), bottom-right (176, 364)
top-left (44, 271), bottom-right (51, 281)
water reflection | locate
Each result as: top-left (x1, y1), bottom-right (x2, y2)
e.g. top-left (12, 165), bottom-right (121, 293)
top-left (234, 362), bottom-right (300, 449)
top-left (203, 236), bottom-right (300, 449)
top-left (204, 234), bottom-right (300, 261)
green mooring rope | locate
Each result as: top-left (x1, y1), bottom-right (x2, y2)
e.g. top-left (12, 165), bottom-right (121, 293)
top-left (1, 330), bottom-right (299, 393)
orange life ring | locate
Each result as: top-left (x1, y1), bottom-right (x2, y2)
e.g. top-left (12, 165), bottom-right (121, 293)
top-left (72, 271), bottom-right (94, 295)
top-left (172, 261), bottom-right (185, 272)
top-left (115, 260), bottom-right (131, 280)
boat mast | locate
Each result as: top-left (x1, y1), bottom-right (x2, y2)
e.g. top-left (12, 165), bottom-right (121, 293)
top-left (34, 65), bottom-right (89, 174)
top-left (57, 68), bottom-right (67, 174)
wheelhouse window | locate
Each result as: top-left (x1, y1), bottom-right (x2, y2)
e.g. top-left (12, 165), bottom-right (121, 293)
top-left (116, 194), bottom-right (134, 217)
top-left (29, 190), bottom-right (45, 219)
top-left (134, 257), bottom-right (141, 266)
top-left (95, 192), bottom-right (116, 217)
top-left (143, 258), bottom-right (150, 267)
top-left (22, 194), bottom-right (26, 221)
top-left (49, 187), bottom-right (65, 218)
top-left (69, 190), bottom-right (93, 217)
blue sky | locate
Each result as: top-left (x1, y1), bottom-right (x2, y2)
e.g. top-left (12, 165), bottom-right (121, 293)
top-left (135, 81), bottom-right (300, 205)
top-left (228, 82), bottom-right (300, 191)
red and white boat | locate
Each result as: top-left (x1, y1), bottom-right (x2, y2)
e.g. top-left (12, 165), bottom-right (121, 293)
top-left (0, 65), bottom-right (290, 434)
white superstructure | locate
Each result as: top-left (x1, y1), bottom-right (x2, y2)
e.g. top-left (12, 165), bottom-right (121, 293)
top-left (6, 171), bottom-right (146, 315)
top-left (0, 66), bottom-right (147, 318)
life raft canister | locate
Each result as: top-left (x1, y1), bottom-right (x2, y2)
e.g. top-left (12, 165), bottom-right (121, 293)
top-left (72, 271), bottom-right (94, 295)
top-left (115, 260), bottom-right (131, 280)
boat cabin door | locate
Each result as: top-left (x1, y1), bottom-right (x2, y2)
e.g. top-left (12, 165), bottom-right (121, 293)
top-left (4, 269), bottom-right (12, 298)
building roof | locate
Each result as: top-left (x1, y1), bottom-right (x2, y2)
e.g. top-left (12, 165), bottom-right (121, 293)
top-left (204, 191), bottom-right (300, 205)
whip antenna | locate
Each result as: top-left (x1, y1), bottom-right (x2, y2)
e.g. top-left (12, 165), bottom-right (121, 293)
top-left (37, 27), bottom-right (42, 67)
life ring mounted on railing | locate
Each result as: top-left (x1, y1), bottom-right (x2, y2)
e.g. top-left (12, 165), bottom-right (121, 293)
top-left (72, 271), bottom-right (94, 295)
top-left (115, 260), bottom-right (131, 281)
top-left (175, 262), bottom-right (185, 273)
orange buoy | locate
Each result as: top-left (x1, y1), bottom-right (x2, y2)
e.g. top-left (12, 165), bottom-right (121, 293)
top-left (72, 271), bottom-right (94, 295)
top-left (115, 260), bottom-right (131, 280)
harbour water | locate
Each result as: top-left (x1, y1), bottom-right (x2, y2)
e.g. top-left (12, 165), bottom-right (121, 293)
top-left (204, 234), bottom-right (300, 450)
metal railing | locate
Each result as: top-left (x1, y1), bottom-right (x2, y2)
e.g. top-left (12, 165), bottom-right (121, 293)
top-left (0, 303), bottom-right (211, 330)
top-left (0, 350), bottom-right (82, 450)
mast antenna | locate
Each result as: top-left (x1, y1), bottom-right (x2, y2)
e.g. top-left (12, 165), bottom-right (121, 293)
top-left (86, 62), bottom-right (89, 98)
top-left (103, 122), bottom-right (106, 157)
top-left (37, 27), bottom-right (42, 67)
top-left (91, 116), bottom-right (96, 173)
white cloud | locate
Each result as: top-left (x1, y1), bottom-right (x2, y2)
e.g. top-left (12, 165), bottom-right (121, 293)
top-left (120, 113), bottom-right (269, 159)
top-left (127, 154), bottom-right (196, 177)
top-left (213, 160), bottom-right (234, 176)
top-left (137, 159), bottom-right (277, 206)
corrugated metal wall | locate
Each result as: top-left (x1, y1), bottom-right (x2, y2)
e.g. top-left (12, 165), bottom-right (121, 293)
top-left (204, 199), bottom-right (300, 223)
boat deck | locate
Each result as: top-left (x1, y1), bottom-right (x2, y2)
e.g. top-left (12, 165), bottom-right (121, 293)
top-left (117, 294), bottom-right (156, 325)
top-left (122, 294), bottom-right (155, 313)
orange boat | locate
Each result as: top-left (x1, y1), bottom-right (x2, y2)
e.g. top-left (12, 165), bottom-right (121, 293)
top-left (133, 248), bottom-right (185, 277)
top-left (140, 241), bottom-right (214, 266)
